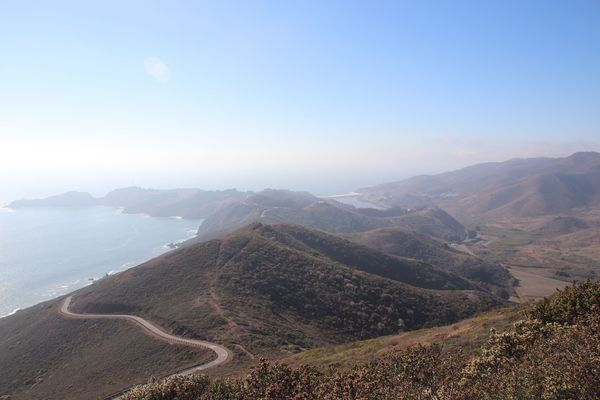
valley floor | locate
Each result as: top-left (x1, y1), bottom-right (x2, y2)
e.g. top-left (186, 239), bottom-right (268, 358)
top-left (508, 266), bottom-right (570, 303)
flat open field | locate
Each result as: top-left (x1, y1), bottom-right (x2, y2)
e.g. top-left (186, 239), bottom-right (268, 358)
top-left (508, 266), bottom-right (570, 303)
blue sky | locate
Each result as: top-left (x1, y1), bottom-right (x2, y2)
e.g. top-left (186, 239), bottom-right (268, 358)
top-left (1, 0), bottom-right (599, 203)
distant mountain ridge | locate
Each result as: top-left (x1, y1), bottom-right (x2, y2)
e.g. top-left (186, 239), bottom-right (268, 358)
top-left (358, 151), bottom-right (600, 219)
top-left (10, 152), bottom-right (600, 222)
top-left (193, 190), bottom-right (469, 243)
top-left (7, 191), bottom-right (99, 208)
top-left (7, 187), bottom-right (254, 219)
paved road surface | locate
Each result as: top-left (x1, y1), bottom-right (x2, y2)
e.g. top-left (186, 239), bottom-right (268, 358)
top-left (59, 295), bottom-right (231, 374)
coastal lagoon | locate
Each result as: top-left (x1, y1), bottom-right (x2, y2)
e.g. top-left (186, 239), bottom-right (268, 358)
top-left (320, 193), bottom-right (386, 210)
top-left (0, 206), bottom-right (201, 318)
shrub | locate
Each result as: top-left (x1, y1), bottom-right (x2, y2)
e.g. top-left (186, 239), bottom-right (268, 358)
top-left (121, 374), bottom-right (211, 400)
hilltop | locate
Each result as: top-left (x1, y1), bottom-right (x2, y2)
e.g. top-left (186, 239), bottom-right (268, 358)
top-left (7, 187), bottom-right (253, 219)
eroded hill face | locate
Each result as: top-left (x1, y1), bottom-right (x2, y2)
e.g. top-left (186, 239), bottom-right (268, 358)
top-left (73, 223), bottom-right (501, 358)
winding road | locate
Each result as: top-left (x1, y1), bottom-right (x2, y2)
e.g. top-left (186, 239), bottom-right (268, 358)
top-left (59, 295), bottom-right (232, 375)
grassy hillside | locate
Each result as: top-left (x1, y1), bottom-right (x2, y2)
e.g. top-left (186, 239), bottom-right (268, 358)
top-left (73, 223), bottom-right (500, 357)
top-left (121, 280), bottom-right (600, 400)
top-left (352, 153), bottom-right (600, 292)
top-left (0, 299), bottom-right (212, 400)
top-left (340, 227), bottom-right (513, 296)
top-left (0, 222), bottom-right (502, 400)
top-left (358, 152), bottom-right (600, 220)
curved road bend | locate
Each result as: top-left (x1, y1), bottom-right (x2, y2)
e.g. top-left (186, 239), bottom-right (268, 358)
top-left (60, 295), bottom-right (231, 374)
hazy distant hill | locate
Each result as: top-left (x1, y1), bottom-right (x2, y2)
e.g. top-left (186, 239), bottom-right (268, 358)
top-left (358, 151), bottom-right (600, 219)
top-left (340, 227), bottom-right (513, 295)
top-left (101, 187), bottom-right (203, 208)
top-left (7, 186), bottom-right (254, 219)
top-left (194, 189), bottom-right (468, 242)
top-left (7, 191), bottom-right (99, 208)
top-left (117, 188), bottom-right (253, 219)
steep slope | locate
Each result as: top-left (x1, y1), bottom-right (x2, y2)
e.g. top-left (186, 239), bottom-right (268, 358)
top-left (72, 223), bottom-right (500, 356)
top-left (358, 152), bottom-right (600, 219)
top-left (0, 300), bottom-right (211, 400)
top-left (468, 170), bottom-right (600, 217)
top-left (340, 227), bottom-right (512, 293)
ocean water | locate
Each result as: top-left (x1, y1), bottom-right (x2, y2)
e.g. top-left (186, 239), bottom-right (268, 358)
top-left (324, 194), bottom-right (386, 210)
top-left (0, 206), bottom-right (201, 318)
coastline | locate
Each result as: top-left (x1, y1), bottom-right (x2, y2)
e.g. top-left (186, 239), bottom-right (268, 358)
top-left (0, 206), bottom-right (201, 319)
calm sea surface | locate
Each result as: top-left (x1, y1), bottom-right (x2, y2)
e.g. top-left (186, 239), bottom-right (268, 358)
top-left (0, 206), bottom-right (201, 318)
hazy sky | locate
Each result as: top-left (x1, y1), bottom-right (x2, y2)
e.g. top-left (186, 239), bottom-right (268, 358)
top-left (1, 0), bottom-right (599, 203)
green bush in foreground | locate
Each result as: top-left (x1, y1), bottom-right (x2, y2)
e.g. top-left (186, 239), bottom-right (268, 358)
top-left (123, 281), bottom-right (600, 400)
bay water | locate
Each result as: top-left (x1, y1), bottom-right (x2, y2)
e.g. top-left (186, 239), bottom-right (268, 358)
top-left (0, 206), bottom-right (201, 318)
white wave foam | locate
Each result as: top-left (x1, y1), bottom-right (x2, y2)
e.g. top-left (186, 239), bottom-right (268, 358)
top-left (0, 308), bottom-right (20, 319)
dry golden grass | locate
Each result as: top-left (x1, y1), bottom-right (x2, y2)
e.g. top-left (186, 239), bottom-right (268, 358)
top-left (508, 266), bottom-right (570, 303)
top-left (279, 306), bottom-right (524, 372)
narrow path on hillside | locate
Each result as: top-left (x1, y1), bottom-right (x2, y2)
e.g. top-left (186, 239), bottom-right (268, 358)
top-left (59, 295), bottom-right (232, 375)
